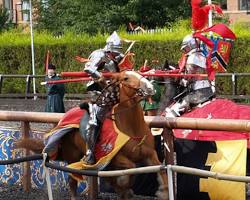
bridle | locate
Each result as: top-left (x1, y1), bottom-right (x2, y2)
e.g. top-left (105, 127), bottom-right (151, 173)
top-left (120, 75), bottom-right (149, 99)
top-left (116, 74), bottom-right (152, 108)
top-left (94, 73), bottom-right (152, 117)
top-left (95, 73), bottom-right (151, 145)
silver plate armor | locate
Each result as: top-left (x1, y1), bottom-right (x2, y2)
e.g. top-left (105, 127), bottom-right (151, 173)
top-left (80, 31), bottom-right (124, 164)
top-left (165, 35), bottom-right (215, 118)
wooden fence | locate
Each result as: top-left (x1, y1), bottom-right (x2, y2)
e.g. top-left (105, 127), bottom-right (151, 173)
top-left (1, 73), bottom-right (250, 100)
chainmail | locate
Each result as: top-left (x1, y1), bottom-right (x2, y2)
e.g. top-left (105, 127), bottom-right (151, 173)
top-left (94, 81), bottom-right (120, 107)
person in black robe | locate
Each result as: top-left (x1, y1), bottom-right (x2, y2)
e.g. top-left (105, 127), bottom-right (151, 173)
top-left (45, 63), bottom-right (65, 113)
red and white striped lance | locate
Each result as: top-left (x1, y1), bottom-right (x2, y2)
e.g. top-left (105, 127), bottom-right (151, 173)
top-left (41, 71), bottom-right (208, 85)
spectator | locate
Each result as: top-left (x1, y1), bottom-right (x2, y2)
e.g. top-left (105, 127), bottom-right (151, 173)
top-left (44, 63), bottom-right (65, 113)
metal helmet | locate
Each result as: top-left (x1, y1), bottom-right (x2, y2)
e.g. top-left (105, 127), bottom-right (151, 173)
top-left (104, 31), bottom-right (122, 53)
top-left (180, 34), bottom-right (199, 53)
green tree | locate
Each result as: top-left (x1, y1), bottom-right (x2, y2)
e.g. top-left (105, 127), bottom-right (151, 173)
top-left (0, 5), bottom-right (9, 32)
top-left (126, 0), bottom-right (191, 28)
top-left (34, 0), bottom-right (191, 34)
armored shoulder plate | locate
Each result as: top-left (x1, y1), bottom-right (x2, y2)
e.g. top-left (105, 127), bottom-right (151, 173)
top-left (186, 51), bottom-right (206, 69)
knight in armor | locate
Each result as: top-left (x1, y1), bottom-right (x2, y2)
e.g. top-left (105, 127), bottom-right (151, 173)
top-left (165, 34), bottom-right (215, 118)
top-left (79, 31), bottom-right (124, 164)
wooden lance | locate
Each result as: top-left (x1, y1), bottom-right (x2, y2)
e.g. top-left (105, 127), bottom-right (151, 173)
top-left (42, 71), bottom-right (208, 85)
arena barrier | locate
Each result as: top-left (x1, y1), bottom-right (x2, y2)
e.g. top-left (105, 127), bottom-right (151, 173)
top-left (1, 110), bottom-right (250, 132)
top-left (0, 127), bottom-right (88, 196)
top-left (1, 110), bottom-right (250, 199)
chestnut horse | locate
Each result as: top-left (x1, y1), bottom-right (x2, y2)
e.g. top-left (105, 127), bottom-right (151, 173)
top-left (15, 70), bottom-right (169, 200)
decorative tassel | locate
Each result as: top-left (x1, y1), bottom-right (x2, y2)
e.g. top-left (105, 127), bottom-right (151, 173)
top-left (191, 0), bottom-right (223, 30)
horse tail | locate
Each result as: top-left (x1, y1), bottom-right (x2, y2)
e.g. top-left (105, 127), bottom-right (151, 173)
top-left (14, 138), bottom-right (44, 154)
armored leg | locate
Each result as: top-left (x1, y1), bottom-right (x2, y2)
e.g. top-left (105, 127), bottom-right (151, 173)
top-left (79, 103), bottom-right (111, 164)
top-left (84, 123), bottom-right (98, 164)
top-left (81, 103), bottom-right (99, 165)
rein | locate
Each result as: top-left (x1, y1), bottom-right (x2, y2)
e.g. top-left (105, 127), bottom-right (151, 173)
top-left (95, 75), bottom-right (150, 150)
top-left (95, 76), bottom-right (149, 117)
top-left (109, 77), bottom-right (149, 117)
top-left (131, 134), bottom-right (147, 152)
top-left (109, 96), bottom-right (143, 119)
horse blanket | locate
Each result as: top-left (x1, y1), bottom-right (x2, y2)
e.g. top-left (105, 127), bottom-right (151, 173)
top-left (173, 98), bottom-right (250, 146)
top-left (174, 99), bottom-right (248, 200)
top-left (44, 106), bottom-right (130, 179)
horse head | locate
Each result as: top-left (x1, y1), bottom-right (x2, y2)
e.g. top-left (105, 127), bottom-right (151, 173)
top-left (112, 70), bottom-right (155, 103)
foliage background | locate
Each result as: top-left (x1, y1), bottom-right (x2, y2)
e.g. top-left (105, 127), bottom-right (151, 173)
top-left (33, 0), bottom-right (191, 35)
top-left (0, 21), bottom-right (249, 95)
top-left (0, 0), bottom-right (249, 95)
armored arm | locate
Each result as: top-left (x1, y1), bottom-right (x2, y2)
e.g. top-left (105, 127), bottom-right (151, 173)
top-left (115, 53), bottom-right (124, 63)
top-left (84, 50), bottom-right (106, 79)
top-left (84, 62), bottom-right (102, 79)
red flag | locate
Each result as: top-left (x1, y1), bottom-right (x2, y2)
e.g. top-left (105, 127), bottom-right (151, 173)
top-left (196, 23), bottom-right (237, 39)
top-left (118, 52), bottom-right (135, 70)
top-left (45, 50), bottom-right (51, 74)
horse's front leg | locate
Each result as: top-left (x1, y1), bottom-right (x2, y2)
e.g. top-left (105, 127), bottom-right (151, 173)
top-left (144, 147), bottom-right (169, 200)
top-left (68, 177), bottom-right (78, 200)
top-left (110, 154), bottom-right (136, 200)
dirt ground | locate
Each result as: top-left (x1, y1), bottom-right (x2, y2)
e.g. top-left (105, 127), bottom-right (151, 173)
top-left (0, 183), bottom-right (158, 200)
top-left (0, 98), bottom-right (80, 130)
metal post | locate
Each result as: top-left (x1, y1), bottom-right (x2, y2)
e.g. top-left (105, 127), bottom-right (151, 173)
top-left (167, 165), bottom-right (175, 200)
top-left (208, 0), bottom-right (215, 93)
top-left (0, 75), bottom-right (3, 94)
top-left (232, 73), bottom-right (237, 95)
top-left (162, 128), bottom-right (175, 199)
top-left (21, 121), bottom-right (31, 191)
top-left (42, 154), bottom-right (53, 200)
top-left (29, 0), bottom-right (36, 100)
top-left (25, 75), bottom-right (31, 99)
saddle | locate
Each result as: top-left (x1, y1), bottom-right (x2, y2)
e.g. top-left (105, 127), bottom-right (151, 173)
top-left (44, 106), bottom-right (129, 165)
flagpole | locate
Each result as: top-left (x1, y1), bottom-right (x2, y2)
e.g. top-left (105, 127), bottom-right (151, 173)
top-left (29, 0), bottom-right (36, 100)
top-left (208, 0), bottom-right (216, 93)
top-left (208, 0), bottom-right (212, 27)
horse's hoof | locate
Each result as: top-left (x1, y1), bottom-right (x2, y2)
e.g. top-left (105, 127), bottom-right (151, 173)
top-left (156, 185), bottom-right (169, 200)
top-left (117, 175), bottom-right (130, 187)
top-left (156, 191), bottom-right (169, 200)
top-left (120, 189), bottom-right (134, 200)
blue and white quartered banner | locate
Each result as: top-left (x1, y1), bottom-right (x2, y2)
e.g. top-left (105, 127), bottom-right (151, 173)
top-left (0, 126), bottom-right (87, 194)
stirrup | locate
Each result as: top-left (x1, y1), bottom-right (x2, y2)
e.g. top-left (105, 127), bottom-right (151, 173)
top-left (82, 152), bottom-right (95, 165)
